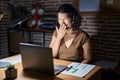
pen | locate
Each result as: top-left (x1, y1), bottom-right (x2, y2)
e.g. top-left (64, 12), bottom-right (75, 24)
top-left (67, 66), bottom-right (73, 71)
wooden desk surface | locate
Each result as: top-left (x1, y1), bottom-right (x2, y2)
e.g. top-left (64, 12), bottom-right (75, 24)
top-left (0, 55), bottom-right (101, 80)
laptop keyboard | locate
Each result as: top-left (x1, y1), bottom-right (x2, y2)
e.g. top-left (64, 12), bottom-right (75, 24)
top-left (54, 68), bottom-right (60, 72)
top-left (54, 65), bottom-right (68, 75)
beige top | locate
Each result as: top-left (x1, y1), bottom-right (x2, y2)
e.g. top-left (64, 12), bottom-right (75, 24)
top-left (53, 29), bottom-right (90, 62)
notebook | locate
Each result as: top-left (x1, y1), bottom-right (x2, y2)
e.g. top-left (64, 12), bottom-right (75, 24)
top-left (19, 43), bottom-right (67, 75)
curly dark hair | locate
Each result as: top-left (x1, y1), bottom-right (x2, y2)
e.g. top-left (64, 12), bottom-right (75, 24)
top-left (56, 4), bottom-right (82, 31)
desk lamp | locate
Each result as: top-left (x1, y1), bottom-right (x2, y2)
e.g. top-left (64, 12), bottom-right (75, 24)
top-left (0, 10), bottom-right (8, 20)
top-left (7, 3), bottom-right (28, 29)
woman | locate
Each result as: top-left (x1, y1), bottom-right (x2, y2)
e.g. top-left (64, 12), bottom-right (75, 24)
top-left (49, 4), bottom-right (91, 64)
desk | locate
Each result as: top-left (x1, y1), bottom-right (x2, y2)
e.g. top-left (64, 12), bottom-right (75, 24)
top-left (19, 28), bottom-right (54, 45)
top-left (0, 55), bottom-right (101, 80)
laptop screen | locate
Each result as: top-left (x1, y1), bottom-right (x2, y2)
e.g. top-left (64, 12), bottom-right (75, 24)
top-left (20, 43), bottom-right (67, 75)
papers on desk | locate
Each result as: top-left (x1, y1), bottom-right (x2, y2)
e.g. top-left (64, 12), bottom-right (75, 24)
top-left (0, 55), bottom-right (21, 65)
top-left (61, 62), bottom-right (95, 77)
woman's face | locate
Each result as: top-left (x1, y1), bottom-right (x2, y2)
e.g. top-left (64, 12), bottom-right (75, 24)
top-left (58, 12), bottom-right (72, 29)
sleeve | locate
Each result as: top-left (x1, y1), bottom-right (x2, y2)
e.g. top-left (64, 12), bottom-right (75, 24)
top-left (53, 30), bottom-right (57, 37)
top-left (81, 32), bottom-right (90, 45)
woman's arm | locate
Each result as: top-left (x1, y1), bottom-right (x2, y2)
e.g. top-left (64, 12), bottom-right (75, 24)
top-left (49, 35), bottom-right (61, 57)
top-left (81, 40), bottom-right (92, 64)
top-left (49, 25), bottom-right (66, 57)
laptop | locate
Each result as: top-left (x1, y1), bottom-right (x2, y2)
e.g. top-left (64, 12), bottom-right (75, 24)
top-left (19, 43), bottom-right (67, 75)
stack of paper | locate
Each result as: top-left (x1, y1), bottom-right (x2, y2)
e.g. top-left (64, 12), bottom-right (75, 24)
top-left (0, 55), bottom-right (21, 65)
top-left (61, 62), bottom-right (95, 77)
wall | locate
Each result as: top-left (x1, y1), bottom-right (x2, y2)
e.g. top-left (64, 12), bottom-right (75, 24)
top-left (0, 0), bottom-right (35, 58)
top-left (0, 0), bottom-right (120, 62)
top-left (81, 15), bottom-right (120, 62)
top-left (0, 1), bottom-right (10, 58)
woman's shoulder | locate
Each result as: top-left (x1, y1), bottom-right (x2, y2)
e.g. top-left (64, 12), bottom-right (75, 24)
top-left (77, 29), bottom-right (89, 36)
top-left (77, 29), bottom-right (90, 45)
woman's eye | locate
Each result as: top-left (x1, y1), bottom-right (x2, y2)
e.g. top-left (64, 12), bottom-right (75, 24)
top-left (58, 19), bottom-right (62, 21)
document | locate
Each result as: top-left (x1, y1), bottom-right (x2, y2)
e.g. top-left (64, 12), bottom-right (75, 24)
top-left (0, 55), bottom-right (21, 65)
top-left (61, 62), bottom-right (95, 77)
